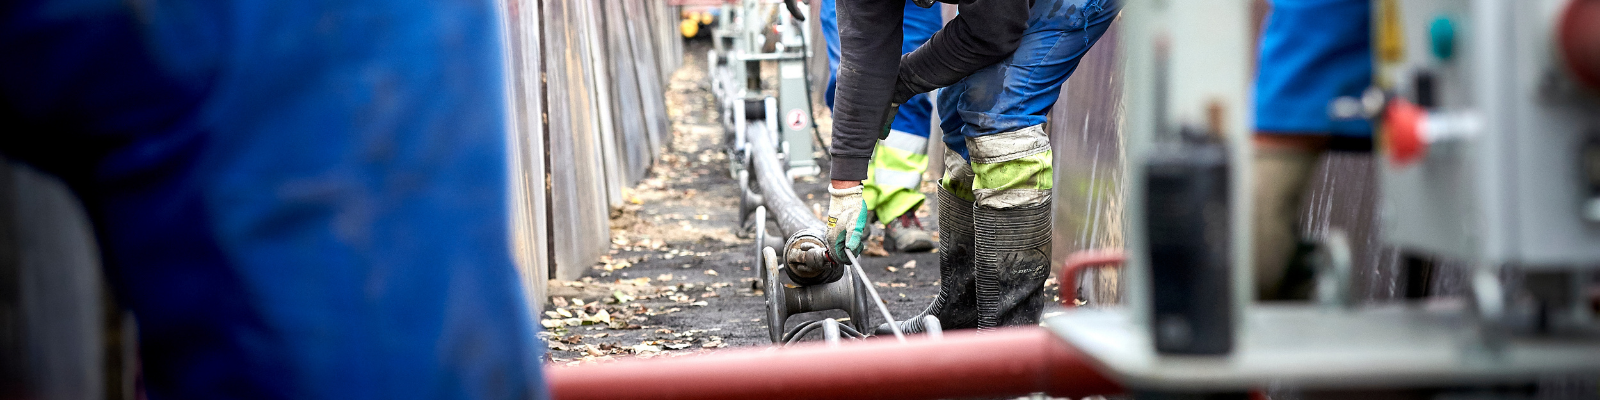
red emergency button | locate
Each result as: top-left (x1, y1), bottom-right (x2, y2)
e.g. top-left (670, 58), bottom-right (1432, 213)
top-left (1560, 0), bottom-right (1600, 91)
top-left (1384, 98), bottom-right (1427, 167)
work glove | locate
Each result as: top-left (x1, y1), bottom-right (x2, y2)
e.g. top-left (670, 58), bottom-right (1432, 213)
top-left (879, 103), bottom-right (901, 139)
top-left (825, 185), bottom-right (870, 265)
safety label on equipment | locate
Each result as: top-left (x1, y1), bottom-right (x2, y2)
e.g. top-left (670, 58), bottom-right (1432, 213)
top-left (787, 109), bottom-right (807, 130)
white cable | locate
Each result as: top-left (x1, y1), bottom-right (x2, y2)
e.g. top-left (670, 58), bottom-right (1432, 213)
top-left (843, 250), bottom-right (904, 342)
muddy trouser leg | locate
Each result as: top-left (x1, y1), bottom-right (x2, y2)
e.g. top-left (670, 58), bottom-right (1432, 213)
top-left (968, 126), bottom-right (1054, 329)
top-left (1250, 146), bottom-right (1319, 300)
top-left (908, 0), bottom-right (1121, 331)
top-left (877, 149), bottom-right (979, 334)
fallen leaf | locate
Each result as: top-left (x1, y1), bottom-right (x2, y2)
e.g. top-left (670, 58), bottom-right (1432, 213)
top-left (701, 336), bottom-right (727, 348)
top-left (585, 309), bottom-right (611, 324)
top-left (556, 308), bottom-right (573, 318)
top-left (902, 260), bottom-right (916, 269)
top-left (657, 273), bottom-right (674, 282)
top-left (704, 269), bottom-right (719, 276)
top-left (864, 236), bottom-right (888, 257)
top-left (689, 301), bottom-right (708, 307)
top-left (612, 291), bottom-right (636, 304)
top-left (886, 266), bottom-right (898, 272)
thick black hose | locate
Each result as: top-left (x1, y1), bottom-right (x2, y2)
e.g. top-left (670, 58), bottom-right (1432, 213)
top-left (747, 123), bottom-right (824, 237)
top-left (748, 121), bottom-right (840, 285)
top-left (783, 0), bottom-right (807, 22)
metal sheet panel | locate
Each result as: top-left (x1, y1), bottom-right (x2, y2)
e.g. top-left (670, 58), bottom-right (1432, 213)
top-left (502, 0), bottom-right (549, 304)
top-left (577, 0), bottom-right (626, 207)
top-left (1048, 23), bottom-right (1124, 305)
top-left (544, 0), bottom-right (613, 280)
top-left (602, 1), bottom-right (656, 182)
top-left (648, 0), bottom-right (676, 83)
top-left (625, 0), bottom-right (673, 159)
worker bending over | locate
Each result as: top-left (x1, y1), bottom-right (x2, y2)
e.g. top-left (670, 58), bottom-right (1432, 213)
top-left (819, 0), bottom-right (942, 253)
top-left (824, 0), bottom-right (1120, 333)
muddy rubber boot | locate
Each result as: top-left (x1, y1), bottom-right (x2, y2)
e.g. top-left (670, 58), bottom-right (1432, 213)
top-left (974, 200), bottom-right (1052, 329)
top-left (959, 125), bottom-right (1055, 329)
top-left (883, 212), bottom-right (936, 253)
top-left (876, 188), bottom-right (978, 334)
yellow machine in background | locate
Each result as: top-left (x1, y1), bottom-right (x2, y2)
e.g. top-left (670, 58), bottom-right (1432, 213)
top-left (681, 8), bottom-right (717, 38)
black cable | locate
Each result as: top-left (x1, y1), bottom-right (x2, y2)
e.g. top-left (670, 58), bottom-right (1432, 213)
top-left (783, 0), bottom-right (807, 22)
top-left (781, 318), bottom-right (868, 346)
top-left (792, 1), bottom-right (831, 162)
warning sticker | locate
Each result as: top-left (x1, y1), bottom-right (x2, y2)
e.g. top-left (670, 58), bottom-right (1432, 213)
top-left (787, 109), bottom-right (807, 130)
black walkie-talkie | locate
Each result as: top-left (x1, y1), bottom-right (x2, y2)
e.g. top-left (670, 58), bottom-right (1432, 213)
top-left (1144, 130), bottom-right (1234, 355)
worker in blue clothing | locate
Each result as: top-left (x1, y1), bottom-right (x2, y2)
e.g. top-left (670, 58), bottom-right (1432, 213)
top-left (821, 0), bottom-right (1121, 335)
top-left (819, 0), bottom-right (942, 253)
top-left (1251, 0), bottom-right (1373, 300)
top-left (1, 0), bottom-right (546, 398)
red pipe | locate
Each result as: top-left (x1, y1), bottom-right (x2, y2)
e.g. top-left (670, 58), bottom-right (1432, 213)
top-left (546, 327), bottom-right (1121, 400)
top-left (1058, 250), bottom-right (1125, 307)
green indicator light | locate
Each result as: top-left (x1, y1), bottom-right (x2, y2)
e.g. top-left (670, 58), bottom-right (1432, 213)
top-left (1429, 16), bottom-right (1456, 60)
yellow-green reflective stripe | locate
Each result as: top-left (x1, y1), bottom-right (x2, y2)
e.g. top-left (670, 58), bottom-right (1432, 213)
top-left (971, 151), bottom-right (1053, 191)
top-left (881, 130), bottom-right (930, 154)
top-left (871, 187), bottom-right (925, 223)
top-left (872, 144), bottom-right (928, 174)
top-left (870, 168), bottom-right (923, 190)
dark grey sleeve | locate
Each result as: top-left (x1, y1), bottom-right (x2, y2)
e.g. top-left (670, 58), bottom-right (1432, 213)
top-left (828, 0), bottom-right (905, 181)
top-left (893, 0), bottom-right (1030, 103)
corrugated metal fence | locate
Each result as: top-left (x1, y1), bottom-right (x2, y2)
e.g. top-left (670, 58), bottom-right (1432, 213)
top-left (502, 0), bottom-right (684, 305)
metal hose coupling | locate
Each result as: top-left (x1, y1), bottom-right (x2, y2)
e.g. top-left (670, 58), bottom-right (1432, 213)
top-left (783, 228), bottom-right (842, 286)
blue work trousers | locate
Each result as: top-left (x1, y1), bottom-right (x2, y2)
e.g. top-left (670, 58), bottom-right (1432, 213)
top-left (938, 0), bottom-right (1120, 160)
top-left (821, 0), bottom-right (942, 139)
